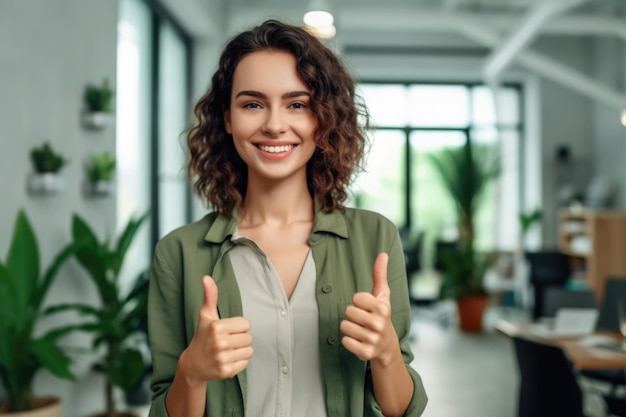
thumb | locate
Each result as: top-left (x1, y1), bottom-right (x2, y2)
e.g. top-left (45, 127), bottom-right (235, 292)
top-left (371, 252), bottom-right (390, 300)
top-left (200, 275), bottom-right (219, 321)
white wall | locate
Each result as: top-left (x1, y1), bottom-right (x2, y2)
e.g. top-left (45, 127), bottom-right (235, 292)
top-left (0, 1), bottom-right (118, 416)
top-left (521, 36), bottom-right (594, 248)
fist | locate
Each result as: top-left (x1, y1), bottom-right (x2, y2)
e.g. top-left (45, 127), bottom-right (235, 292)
top-left (180, 275), bottom-right (254, 384)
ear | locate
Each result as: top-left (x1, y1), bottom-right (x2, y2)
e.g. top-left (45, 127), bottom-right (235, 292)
top-left (223, 109), bottom-right (232, 134)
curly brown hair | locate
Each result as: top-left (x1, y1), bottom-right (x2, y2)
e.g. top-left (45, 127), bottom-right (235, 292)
top-left (187, 19), bottom-right (369, 216)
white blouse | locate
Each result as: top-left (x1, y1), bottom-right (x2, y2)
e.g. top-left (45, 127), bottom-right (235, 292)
top-left (229, 230), bottom-right (328, 417)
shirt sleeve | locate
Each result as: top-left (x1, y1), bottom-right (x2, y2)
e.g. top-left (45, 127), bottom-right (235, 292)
top-left (148, 240), bottom-right (186, 417)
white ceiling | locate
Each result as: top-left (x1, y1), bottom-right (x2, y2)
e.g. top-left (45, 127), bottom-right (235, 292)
top-left (162, 0), bottom-right (626, 109)
top-left (167, 0), bottom-right (626, 43)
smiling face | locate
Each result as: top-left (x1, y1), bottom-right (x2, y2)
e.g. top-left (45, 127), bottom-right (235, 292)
top-left (224, 50), bottom-right (318, 186)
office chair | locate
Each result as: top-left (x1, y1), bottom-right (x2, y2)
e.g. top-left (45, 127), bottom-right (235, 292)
top-left (542, 287), bottom-right (598, 318)
top-left (404, 230), bottom-right (424, 279)
top-left (525, 250), bottom-right (572, 319)
top-left (603, 394), bottom-right (626, 417)
top-left (433, 240), bottom-right (457, 273)
top-left (580, 278), bottom-right (626, 395)
top-left (513, 335), bottom-right (586, 417)
top-left (595, 278), bottom-right (626, 333)
top-left (401, 230), bottom-right (424, 305)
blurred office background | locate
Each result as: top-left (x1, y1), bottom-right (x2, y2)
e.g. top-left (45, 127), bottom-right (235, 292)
top-left (1, 0), bottom-right (625, 416)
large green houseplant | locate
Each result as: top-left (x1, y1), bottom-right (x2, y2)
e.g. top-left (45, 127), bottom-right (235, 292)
top-left (0, 210), bottom-right (77, 414)
top-left (429, 136), bottom-right (499, 331)
top-left (47, 213), bottom-right (149, 417)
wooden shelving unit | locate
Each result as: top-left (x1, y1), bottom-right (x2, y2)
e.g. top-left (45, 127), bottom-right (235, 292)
top-left (558, 209), bottom-right (626, 301)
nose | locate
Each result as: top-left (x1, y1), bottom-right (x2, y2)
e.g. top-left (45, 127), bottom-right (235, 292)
top-left (261, 108), bottom-right (287, 136)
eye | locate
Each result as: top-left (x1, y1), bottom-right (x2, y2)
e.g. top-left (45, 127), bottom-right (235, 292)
top-left (243, 102), bottom-right (262, 109)
top-left (289, 102), bottom-right (308, 110)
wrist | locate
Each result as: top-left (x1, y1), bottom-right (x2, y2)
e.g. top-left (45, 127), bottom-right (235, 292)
top-left (371, 340), bottom-right (401, 368)
top-left (177, 350), bottom-right (206, 388)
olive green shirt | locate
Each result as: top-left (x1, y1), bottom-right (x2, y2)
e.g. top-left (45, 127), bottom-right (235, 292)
top-left (148, 207), bottom-right (428, 417)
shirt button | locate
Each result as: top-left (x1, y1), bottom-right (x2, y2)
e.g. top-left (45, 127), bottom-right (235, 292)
top-left (280, 309), bottom-right (286, 317)
top-left (282, 365), bottom-right (289, 374)
top-left (322, 284), bottom-right (332, 294)
top-left (327, 336), bottom-right (336, 345)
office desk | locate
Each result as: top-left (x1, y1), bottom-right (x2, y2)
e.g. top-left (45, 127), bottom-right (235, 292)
top-left (495, 318), bottom-right (626, 370)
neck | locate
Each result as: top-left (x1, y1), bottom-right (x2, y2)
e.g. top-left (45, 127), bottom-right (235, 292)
top-left (240, 175), bottom-right (314, 227)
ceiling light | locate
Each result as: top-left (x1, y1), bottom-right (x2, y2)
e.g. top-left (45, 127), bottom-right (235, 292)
top-left (303, 0), bottom-right (336, 39)
top-left (304, 10), bottom-right (333, 28)
top-left (305, 23), bottom-right (336, 40)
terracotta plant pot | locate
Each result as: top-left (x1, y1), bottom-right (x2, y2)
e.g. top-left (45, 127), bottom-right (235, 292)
top-left (0, 397), bottom-right (62, 417)
top-left (456, 295), bottom-right (489, 333)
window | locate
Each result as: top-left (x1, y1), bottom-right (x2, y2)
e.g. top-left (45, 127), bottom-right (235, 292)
top-left (354, 83), bottom-right (522, 268)
top-left (117, 0), bottom-right (192, 280)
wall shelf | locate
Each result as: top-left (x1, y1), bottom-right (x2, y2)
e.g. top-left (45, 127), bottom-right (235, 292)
top-left (558, 209), bottom-right (626, 301)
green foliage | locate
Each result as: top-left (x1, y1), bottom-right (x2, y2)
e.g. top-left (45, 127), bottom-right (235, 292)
top-left (437, 245), bottom-right (495, 299)
top-left (48, 213), bottom-right (149, 416)
top-left (86, 152), bottom-right (116, 182)
top-left (30, 142), bottom-right (67, 174)
top-left (84, 78), bottom-right (114, 113)
top-left (0, 210), bottom-right (77, 412)
top-left (519, 208), bottom-right (542, 237)
top-left (429, 136), bottom-right (500, 298)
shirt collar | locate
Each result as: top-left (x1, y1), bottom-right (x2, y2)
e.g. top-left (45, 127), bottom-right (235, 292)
top-left (203, 201), bottom-right (348, 244)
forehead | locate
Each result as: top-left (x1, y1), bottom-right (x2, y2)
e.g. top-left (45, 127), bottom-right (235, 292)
top-left (232, 50), bottom-right (309, 93)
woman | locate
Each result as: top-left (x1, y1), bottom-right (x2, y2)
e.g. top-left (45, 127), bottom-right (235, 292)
top-left (148, 19), bottom-right (427, 417)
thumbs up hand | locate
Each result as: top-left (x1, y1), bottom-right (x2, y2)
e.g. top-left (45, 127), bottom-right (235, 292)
top-left (178, 275), bottom-right (253, 385)
top-left (340, 253), bottom-right (400, 365)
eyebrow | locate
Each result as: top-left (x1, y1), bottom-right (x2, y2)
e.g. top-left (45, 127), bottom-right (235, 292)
top-left (235, 90), bottom-right (311, 99)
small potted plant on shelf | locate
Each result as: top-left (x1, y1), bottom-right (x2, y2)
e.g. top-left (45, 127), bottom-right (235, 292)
top-left (82, 78), bottom-right (114, 130)
top-left (429, 135), bottom-right (500, 332)
top-left (0, 210), bottom-right (79, 417)
top-left (85, 151), bottom-right (116, 196)
top-left (48, 213), bottom-right (150, 417)
top-left (28, 142), bottom-right (68, 195)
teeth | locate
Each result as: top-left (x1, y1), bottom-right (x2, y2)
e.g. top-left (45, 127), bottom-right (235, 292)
top-left (258, 144), bottom-right (294, 153)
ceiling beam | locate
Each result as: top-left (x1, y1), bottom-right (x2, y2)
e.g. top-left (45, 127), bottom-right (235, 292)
top-left (482, 0), bottom-right (589, 82)
top-left (443, 0), bottom-right (464, 11)
top-left (229, 9), bottom-right (626, 40)
top-left (462, 24), bottom-right (626, 111)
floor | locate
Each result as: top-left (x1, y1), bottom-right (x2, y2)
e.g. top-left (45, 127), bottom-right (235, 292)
top-left (408, 301), bottom-right (611, 417)
top-left (409, 302), bottom-right (519, 417)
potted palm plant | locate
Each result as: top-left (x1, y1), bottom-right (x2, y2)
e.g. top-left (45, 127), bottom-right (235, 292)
top-left (47, 213), bottom-right (149, 417)
top-left (82, 78), bottom-right (114, 130)
top-left (84, 152), bottom-right (116, 196)
top-left (0, 210), bottom-right (78, 416)
top-left (28, 142), bottom-right (68, 195)
top-left (429, 135), bottom-right (499, 332)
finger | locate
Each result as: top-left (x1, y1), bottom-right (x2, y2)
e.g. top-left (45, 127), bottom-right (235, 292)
top-left (213, 317), bottom-right (252, 334)
top-left (350, 292), bottom-right (377, 311)
top-left (228, 359), bottom-right (251, 377)
top-left (216, 345), bottom-right (254, 364)
top-left (340, 319), bottom-right (379, 344)
top-left (371, 252), bottom-right (390, 300)
top-left (217, 332), bottom-right (253, 350)
top-left (200, 275), bottom-right (219, 321)
top-left (341, 336), bottom-right (372, 361)
top-left (344, 305), bottom-right (387, 332)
